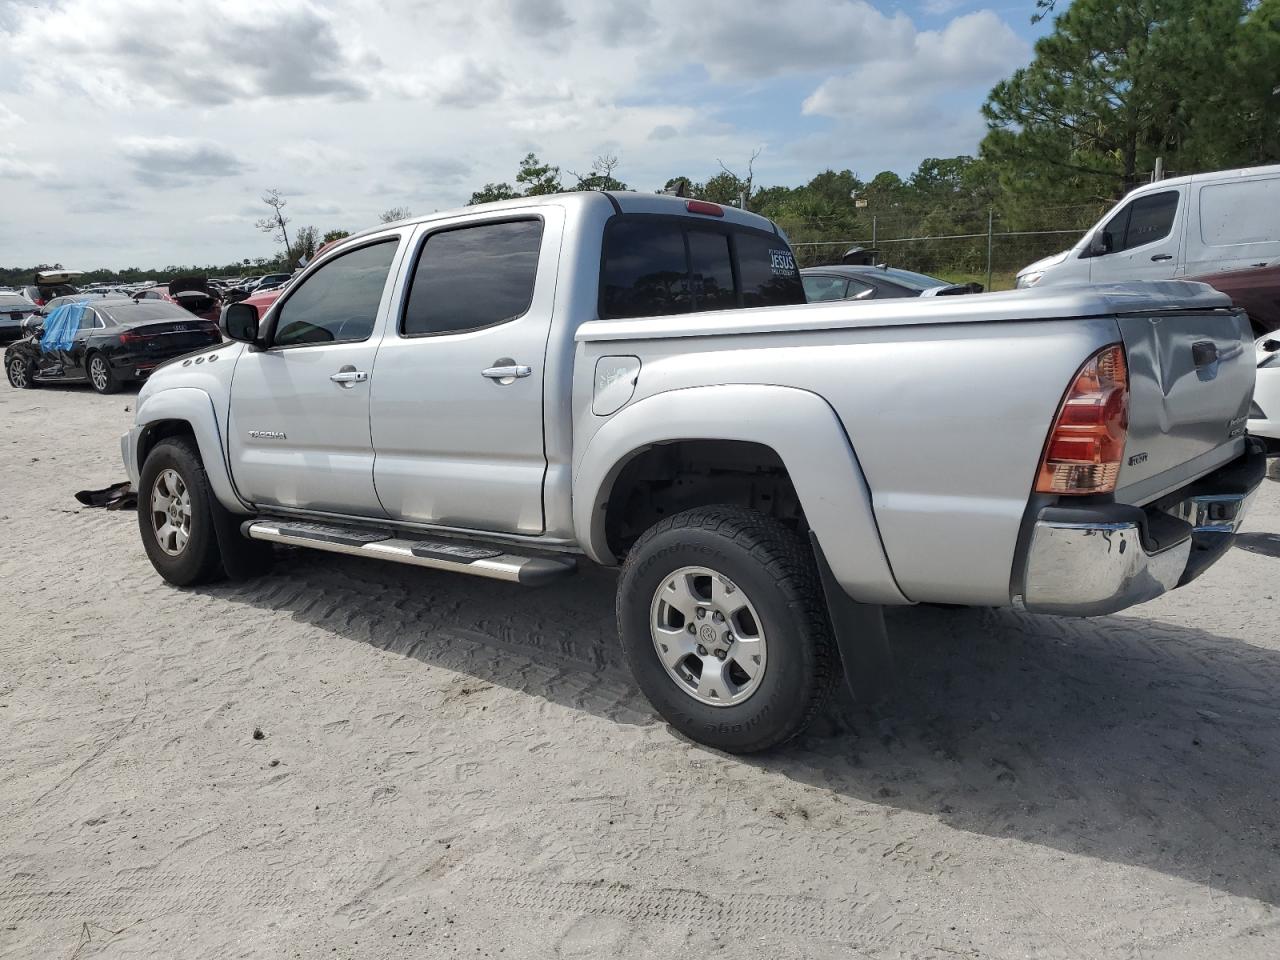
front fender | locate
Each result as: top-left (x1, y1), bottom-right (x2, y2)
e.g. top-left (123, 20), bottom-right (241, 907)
top-left (125, 387), bottom-right (249, 513)
top-left (572, 384), bottom-right (908, 605)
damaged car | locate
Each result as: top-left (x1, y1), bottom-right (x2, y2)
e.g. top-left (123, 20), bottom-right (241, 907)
top-left (5, 299), bottom-right (221, 394)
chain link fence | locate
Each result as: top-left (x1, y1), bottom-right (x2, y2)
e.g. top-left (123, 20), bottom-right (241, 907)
top-left (775, 203), bottom-right (1111, 290)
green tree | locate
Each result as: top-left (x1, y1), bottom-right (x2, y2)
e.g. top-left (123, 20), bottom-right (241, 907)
top-left (515, 153), bottom-right (562, 196)
top-left (469, 182), bottom-right (520, 205)
top-left (321, 229), bottom-right (350, 244)
top-left (982, 0), bottom-right (1280, 204)
top-left (290, 225), bottom-right (319, 264)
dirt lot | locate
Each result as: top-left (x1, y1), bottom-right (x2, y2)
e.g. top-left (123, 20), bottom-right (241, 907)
top-left (2, 383), bottom-right (1279, 959)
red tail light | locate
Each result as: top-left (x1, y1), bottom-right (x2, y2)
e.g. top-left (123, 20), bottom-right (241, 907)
top-left (34, 297), bottom-right (45, 306)
top-left (1035, 344), bottom-right (1129, 495)
top-left (118, 330), bottom-right (149, 344)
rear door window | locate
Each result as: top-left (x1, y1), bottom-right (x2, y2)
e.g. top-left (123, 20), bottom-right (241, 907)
top-left (600, 220), bottom-right (690, 319)
top-left (600, 218), bottom-right (803, 319)
top-left (402, 219), bottom-right (544, 336)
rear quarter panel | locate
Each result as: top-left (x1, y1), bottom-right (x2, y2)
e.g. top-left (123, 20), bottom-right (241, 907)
top-left (575, 315), bottom-right (1121, 606)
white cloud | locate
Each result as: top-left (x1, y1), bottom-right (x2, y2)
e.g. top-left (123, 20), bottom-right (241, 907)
top-left (0, 152), bottom-right (55, 181)
top-left (0, 0), bottom-right (1030, 268)
top-left (803, 11), bottom-right (1028, 118)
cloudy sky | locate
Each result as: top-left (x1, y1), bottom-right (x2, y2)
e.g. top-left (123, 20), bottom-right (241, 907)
top-left (0, 0), bottom-right (1047, 270)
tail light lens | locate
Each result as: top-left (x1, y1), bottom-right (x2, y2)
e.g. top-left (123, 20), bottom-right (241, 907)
top-left (1035, 344), bottom-right (1129, 495)
top-left (118, 330), bottom-right (149, 344)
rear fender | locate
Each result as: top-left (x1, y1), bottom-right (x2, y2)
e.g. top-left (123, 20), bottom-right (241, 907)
top-left (573, 384), bottom-right (909, 605)
top-left (130, 387), bottom-right (248, 513)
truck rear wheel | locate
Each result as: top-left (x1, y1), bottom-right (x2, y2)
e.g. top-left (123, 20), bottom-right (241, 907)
top-left (616, 506), bottom-right (837, 753)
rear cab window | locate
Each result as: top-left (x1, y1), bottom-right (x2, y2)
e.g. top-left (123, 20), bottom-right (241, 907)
top-left (599, 216), bottom-right (803, 320)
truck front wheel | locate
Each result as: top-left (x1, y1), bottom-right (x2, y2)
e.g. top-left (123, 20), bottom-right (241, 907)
top-left (616, 506), bottom-right (837, 753)
top-left (138, 438), bottom-right (225, 586)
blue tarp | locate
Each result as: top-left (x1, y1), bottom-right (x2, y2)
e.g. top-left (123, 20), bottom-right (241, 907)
top-left (38, 304), bottom-right (85, 353)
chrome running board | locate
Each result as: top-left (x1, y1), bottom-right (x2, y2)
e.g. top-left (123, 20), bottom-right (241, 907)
top-left (242, 519), bottom-right (577, 586)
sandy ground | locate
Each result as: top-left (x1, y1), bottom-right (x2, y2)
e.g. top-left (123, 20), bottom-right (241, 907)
top-left (2, 382), bottom-right (1279, 960)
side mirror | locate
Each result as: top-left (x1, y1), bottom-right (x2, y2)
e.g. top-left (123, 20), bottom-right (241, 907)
top-left (1088, 232), bottom-right (1112, 257)
top-left (222, 302), bottom-right (260, 344)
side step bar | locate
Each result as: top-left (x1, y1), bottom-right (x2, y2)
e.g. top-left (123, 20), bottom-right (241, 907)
top-left (242, 519), bottom-right (577, 586)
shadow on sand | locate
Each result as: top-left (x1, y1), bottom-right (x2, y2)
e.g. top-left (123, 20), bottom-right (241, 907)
top-left (203, 546), bottom-right (1280, 905)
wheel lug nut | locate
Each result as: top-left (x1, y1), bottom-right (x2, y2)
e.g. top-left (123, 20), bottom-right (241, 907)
top-left (714, 649), bottom-right (727, 660)
top-left (696, 608), bottom-right (706, 620)
top-left (712, 611), bottom-right (724, 623)
top-left (687, 624), bottom-right (697, 634)
top-left (696, 644), bottom-right (707, 656)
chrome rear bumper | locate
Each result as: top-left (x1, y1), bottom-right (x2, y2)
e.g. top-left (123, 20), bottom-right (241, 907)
top-left (1017, 443), bottom-right (1264, 617)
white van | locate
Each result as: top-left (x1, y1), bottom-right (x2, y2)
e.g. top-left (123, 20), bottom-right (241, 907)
top-left (1016, 164), bottom-right (1280, 288)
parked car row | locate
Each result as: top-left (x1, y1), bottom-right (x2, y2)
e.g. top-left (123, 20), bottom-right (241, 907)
top-left (3, 269), bottom-right (230, 393)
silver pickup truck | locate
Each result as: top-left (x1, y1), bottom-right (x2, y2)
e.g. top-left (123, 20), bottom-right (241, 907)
top-left (122, 191), bottom-right (1265, 752)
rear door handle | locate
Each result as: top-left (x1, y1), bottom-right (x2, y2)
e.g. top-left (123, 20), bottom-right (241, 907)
top-left (1150, 254), bottom-right (1173, 262)
top-left (481, 364), bottom-right (532, 381)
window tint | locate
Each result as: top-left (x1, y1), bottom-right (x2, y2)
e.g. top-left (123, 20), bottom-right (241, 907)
top-left (736, 233), bottom-right (804, 308)
top-left (77, 309), bottom-right (98, 331)
top-left (600, 217), bottom-right (805, 319)
top-left (803, 275), bottom-right (848, 302)
top-left (601, 220), bottom-right (690, 319)
top-left (1100, 206), bottom-right (1129, 254)
top-left (1120, 191), bottom-right (1178, 251)
top-left (274, 239), bottom-right (397, 347)
top-left (844, 278), bottom-right (875, 299)
top-left (402, 219), bottom-right (543, 336)
top-left (687, 230), bottom-right (736, 311)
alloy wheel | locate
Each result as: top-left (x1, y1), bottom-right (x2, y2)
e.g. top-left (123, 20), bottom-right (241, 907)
top-left (649, 565), bottom-right (768, 707)
top-left (150, 468), bottom-right (193, 556)
top-left (89, 356), bottom-right (109, 392)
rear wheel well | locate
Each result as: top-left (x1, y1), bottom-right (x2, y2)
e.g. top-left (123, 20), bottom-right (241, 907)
top-left (602, 440), bottom-right (804, 560)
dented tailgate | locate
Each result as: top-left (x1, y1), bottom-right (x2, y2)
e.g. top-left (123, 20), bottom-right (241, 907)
top-left (1115, 307), bottom-right (1255, 504)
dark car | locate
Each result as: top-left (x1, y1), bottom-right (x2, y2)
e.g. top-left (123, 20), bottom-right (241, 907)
top-left (800, 264), bottom-right (981, 302)
top-left (1185, 260), bottom-right (1280, 335)
top-left (0, 294), bottom-right (40, 344)
top-left (5, 300), bottom-right (222, 394)
top-left (165, 276), bottom-right (223, 322)
top-left (18, 282), bottom-right (79, 307)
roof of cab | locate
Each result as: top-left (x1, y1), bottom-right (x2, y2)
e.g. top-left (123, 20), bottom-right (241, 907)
top-left (339, 190), bottom-right (779, 250)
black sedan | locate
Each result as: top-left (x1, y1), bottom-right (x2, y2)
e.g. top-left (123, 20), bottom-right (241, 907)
top-left (5, 300), bottom-right (221, 394)
top-left (801, 264), bottom-right (982, 302)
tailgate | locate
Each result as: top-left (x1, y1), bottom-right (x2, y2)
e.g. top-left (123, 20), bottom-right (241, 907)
top-left (1116, 308), bottom-right (1254, 503)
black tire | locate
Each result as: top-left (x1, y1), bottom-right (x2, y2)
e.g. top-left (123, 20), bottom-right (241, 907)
top-left (616, 506), bottom-right (837, 753)
top-left (138, 438), bottom-right (224, 586)
top-left (87, 352), bottom-right (122, 394)
top-left (6, 353), bottom-right (37, 389)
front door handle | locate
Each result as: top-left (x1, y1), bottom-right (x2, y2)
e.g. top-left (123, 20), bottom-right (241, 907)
top-left (1150, 254), bottom-right (1173, 262)
top-left (481, 363), bottom-right (532, 383)
top-left (330, 366), bottom-right (369, 387)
